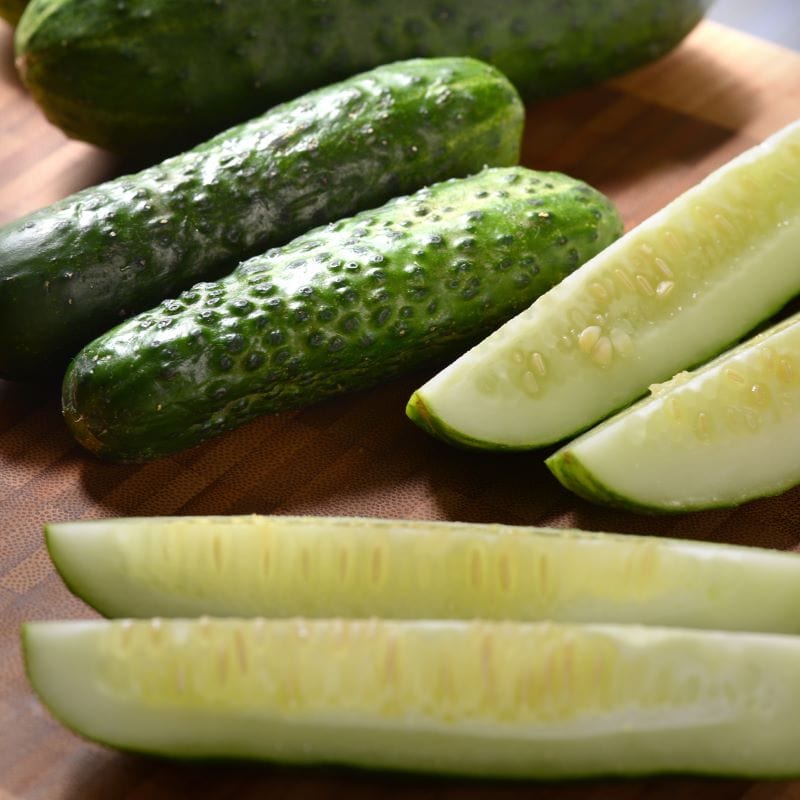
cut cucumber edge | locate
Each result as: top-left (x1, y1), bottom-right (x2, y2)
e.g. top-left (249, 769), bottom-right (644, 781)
top-left (23, 618), bottom-right (800, 779)
top-left (43, 514), bottom-right (800, 634)
top-left (545, 451), bottom-right (662, 514)
top-left (407, 119), bottom-right (800, 451)
top-left (546, 310), bottom-right (800, 513)
top-left (547, 446), bottom-right (800, 515)
top-left (44, 522), bottom-right (121, 617)
top-left (405, 392), bottom-right (525, 451)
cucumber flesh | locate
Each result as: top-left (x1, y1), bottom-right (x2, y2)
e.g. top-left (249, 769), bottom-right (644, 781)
top-left (408, 119), bottom-right (800, 449)
top-left (547, 311), bottom-right (800, 512)
top-left (46, 515), bottom-right (800, 633)
top-left (23, 617), bottom-right (800, 778)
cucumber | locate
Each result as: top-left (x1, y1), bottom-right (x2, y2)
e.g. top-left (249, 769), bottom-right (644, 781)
top-left (0, 57), bottom-right (524, 381)
top-left (15, 0), bottom-right (710, 153)
top-left (62, 166), bottom-right (622, 463)
top-left (45, 515), bottom-right (800, 633)
top-left (547, 311), bottom-right (800, 513)
top-left (23, 617), bottom-right (800, 778)
top-left (0, 0), bottom-right (26, 24)
top-left (407, 119), bottom-right (800, 450)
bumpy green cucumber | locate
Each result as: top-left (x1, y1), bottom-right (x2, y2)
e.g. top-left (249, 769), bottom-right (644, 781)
top-left (547, 311), bottom-right (800, 513)
top-left (408, 119), bottom-right (800, 451)
top-left (23, 617), bottom-right (800, 777)
top-left (16, 0), bottom-right (710, 153)
top-left (62, 166), bottom-right (622, 463)
top-left (46, 514), bottom-right (800, 633)
top-left (0, 58), bottom-right (523, 381)
top-left (0, 0), bottom-right (26, 24)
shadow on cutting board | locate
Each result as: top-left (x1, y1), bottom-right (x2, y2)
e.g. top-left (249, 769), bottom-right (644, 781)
top-left (55, 742), bottom-right (757, 800)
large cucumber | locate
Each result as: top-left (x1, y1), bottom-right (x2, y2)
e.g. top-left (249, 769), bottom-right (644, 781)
top-left (0, 57), bottom-right (523, 381)
top-left (45, 514), bottom-right (800, 633)
top-left (62, 166), bottom-right (622, 463)
top-left (16, 0), bottom-right (710, 153)
top-left (408, 119), bottom-right (800, 450)
top-left (547, 310), bottom-right (800, 513)
top-left (23, 617), bottom-right (800, 778)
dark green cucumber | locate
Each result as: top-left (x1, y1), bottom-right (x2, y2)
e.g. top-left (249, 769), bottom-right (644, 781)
top-left (0, 57), bottom-right (523, 381)
top-left (0, 0), bottom-right (26, 24)
top-left (16, 0), bottom-right (710, 153)
top-left (62, 167), bottom-right (622, 462)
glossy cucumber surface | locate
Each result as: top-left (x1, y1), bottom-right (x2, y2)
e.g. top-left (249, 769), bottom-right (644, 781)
top-left (0, 57), bottom-right (523, 380)
top-left (16, 0), bottom-right (710, 152)
top-left (62, 166), bottom-right (622, 462)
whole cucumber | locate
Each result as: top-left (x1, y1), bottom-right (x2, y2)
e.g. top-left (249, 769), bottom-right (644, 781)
top-left (63, 167), bottom-right (623, 463)
top-left (0, 57), bottom-right (523, 380)
top-left (16, 0), bottom-right (710, 153)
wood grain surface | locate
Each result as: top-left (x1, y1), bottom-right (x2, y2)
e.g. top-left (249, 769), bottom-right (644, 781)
top-left (3, 17), bottom-right (800, 800)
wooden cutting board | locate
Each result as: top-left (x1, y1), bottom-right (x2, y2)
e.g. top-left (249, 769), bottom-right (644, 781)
top-left (2, 17), bottom-right (800, 799)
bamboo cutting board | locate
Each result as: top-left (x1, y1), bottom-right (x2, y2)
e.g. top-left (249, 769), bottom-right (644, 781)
top-left (3, 17), bottom-right (800, 800)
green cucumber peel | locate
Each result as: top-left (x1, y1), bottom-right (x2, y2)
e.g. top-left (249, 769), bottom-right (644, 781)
top-left (16, 0), bottom-right (710, 153)
top-left (62, 166), bottom-right (621, 462)
top-left (0, 56), bottom-right (523, 379)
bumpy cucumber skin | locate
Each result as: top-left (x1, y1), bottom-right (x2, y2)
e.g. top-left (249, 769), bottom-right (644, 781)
top-left (62, 167), bottom-right (622, 463)
top-left (16, 0), bottom-right (710, 153)
top-left (0, 0), bottom-right (26, 24)
top-left (0, 58), bottom-right (523, 381)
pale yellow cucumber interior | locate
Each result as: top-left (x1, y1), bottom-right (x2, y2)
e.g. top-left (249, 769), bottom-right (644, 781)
top-left (46, 515), bottom-right (800, 632)
top-left (413, 120), bottom-right (800, 448)
top-left (551, 311), bottom-right (800, 510)
top-left (23, 618), bottom-right (800, 778)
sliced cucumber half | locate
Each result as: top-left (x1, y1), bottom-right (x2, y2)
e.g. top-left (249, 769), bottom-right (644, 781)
top-left (45, 514), bottom-right (800, 632)
top-left (23, 617), bottom-right (800, 778)
top-left (408, 119), bottom-right (800, 449)
top-left (546, 310), bottom-right (800, 512)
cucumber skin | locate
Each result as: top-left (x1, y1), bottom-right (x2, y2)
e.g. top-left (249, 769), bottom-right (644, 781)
top-left (547, 451), bottom-right (666, 514)
top-left (62, 167), bottom-right (623, 463)
top-left (548, 449), bottom-right (800, 515)
top-left (16, 0), bottom-right (710, 153)
top-left (0, 58), bottom-right (523, 382)
top-left (0, 0), bottom-right (26, 24)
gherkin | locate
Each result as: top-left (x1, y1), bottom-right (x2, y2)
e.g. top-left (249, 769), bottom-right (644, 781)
top-left (63, 167), bottom-right (622, 462)
top-left (17, 0), bottom-right (710, 153)
top-left (0, 57), bottom-right (523, 380)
